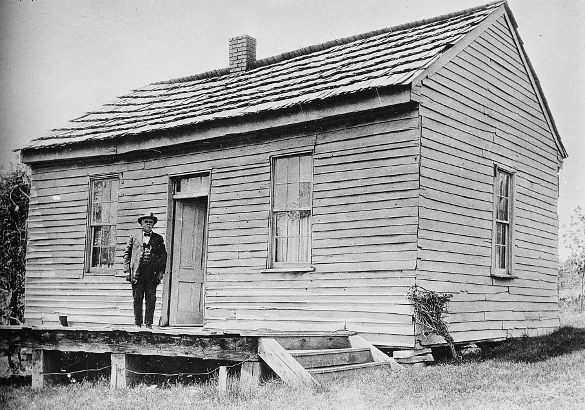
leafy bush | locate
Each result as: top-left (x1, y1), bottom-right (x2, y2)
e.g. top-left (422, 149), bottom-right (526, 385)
top-left (0, 165), bottom-right (30, 324)
top-left (407, 286), bottom-right (457, 359)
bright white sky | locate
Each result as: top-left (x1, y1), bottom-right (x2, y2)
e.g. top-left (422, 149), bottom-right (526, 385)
top-left (1, 0), bottom-right (583, 257)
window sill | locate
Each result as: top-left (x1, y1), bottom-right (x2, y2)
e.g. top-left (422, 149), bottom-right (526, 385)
top-left (490, 273), bottom-right (516, 280)
top-left (262, 266), bottom-right (315, 274)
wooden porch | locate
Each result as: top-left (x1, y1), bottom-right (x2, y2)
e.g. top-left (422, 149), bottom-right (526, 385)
top-left (0, 326), bottom-right (400, 388)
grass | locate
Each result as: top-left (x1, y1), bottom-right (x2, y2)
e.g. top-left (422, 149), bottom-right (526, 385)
top-left (2, 309), bottom-right (585, 409)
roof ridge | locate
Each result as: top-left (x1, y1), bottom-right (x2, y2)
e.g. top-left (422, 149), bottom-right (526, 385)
top-left (156, 1), bottom-right (505, 86)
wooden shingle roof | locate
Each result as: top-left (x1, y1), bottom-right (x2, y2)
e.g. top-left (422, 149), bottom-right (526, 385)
top-left (27, 2), bottom-right (504, 150)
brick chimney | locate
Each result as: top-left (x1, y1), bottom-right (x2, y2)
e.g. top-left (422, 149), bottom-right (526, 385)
top-left (229, 35), bottom-right (256, 73)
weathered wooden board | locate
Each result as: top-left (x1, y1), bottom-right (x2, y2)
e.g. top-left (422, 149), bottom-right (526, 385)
top-left (1, 327), bottom-right (258, 361)
top-left (258, 338), bottom-right (318, 386)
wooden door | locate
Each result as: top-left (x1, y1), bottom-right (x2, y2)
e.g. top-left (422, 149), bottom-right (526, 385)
top-left (169, 197), bottom-right (207, 325)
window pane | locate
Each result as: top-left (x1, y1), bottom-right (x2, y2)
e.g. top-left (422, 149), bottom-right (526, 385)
top-left (275, 238), bottom-right (287, 262)
top-left (111, 179), bottom-right (119, 200)
top-left (93, 226), bottom-right (103, 247)
top-left (103, 180), bottom-right (112, 202)
top-left (107, 247), bottom-right (116, 266)
top-left (182, 176), bottom-right (206, 194)
top-left (299, 182), bottom-right (311, 209)
top-left (287, 183), bottom-right (299, 209)
top-left (92, 247), bottom-right (101, 267)
top-left (92, 204), bottom-right (103, 223)
top-left (496, 245), bottom-right (506, 269)
top-left (102, 203), bottom-right (111, 223)
top-left (103, 226), bottom-right (112, 245)
top-left (497, 197), bottom-right (508, 221)
top-left (299, 210), bottom-right (310, 234)
top-left (93, 180), bottom-right (104, 202)
top-left (109, 201), bottom-right (118, 224)
top-left (287, 155), bottom-right (300, 184)
top-left (499, 173), bottom-right (509, 197)
top-left (274, 157), bottom-right (288, 183)
top-left (100, 247), bottom-right (111, 266)
top-left (287, 211), bottom-right (300, 238)
top-left (275, 212), bottom-right (288, 237)
top-left (287, 237), bottom-right (300, 262)
top-left (299, 237), bottom-right (309, 262)
top-left (111, 227), bottom-right (117, 245)
top-left (496, 223), bottom-right (507, 246)
top-left (274, 184), bottom-right (287, 210)
top-left (299, 155), bottom-right (312, 182)
top-left (299, 212), bottom-right (310, 262)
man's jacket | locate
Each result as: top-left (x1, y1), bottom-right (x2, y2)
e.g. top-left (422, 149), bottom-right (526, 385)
top-left (123, 231), bottom-right (167, 284)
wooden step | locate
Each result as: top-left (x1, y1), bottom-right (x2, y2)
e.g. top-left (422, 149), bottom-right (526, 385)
top-left (308, 361), bottom-right (389, 381)
top-left (273, 336), bottom-right (351, 351)
top-left (289, 347), bottom-right (372, 369)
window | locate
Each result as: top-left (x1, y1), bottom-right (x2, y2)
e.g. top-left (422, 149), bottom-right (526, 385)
top-left (271, 153), bottom-right (313, 267)
top-left (87, 176), bottom-right (119, 271)
top-left (173, 174), bottom-right (210, 199)
top-left (493, 167), bottom-right (513, 276)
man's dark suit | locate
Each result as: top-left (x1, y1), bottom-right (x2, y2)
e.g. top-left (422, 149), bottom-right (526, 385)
top-left (123, 231), bottom-right (167, 326)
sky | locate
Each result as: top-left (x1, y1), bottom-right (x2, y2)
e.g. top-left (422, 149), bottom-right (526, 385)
top-left (1, 0), bottom-right (583, 257)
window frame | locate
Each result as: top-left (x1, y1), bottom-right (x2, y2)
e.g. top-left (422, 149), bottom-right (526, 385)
top-left (491, 165), bottom-right (515, 278)
top-left (85, 174), bottom-right (120, 274)
top-left (267, 151), bottom-right (314, 271)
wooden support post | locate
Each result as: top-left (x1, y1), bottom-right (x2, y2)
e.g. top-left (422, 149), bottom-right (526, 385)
top-left (110, 353), bottom-right (140, 388)
top-left (110, 353), bottom-right (128, 389)
top-left (32, 349), bottom-right (59, 389)
top-left (240, 361), bottom-right (261, 390)
top-left (218, 366), bottom-right (228, 393)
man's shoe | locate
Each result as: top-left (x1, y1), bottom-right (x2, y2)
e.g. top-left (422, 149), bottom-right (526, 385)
top-left (136, 324), bottom-right (142, 328)
top-left (146, 324), bottom-right (152, 329)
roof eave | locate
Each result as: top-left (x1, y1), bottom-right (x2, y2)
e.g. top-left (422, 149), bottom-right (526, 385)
top-left (21, 86), bottom-right (414, 165)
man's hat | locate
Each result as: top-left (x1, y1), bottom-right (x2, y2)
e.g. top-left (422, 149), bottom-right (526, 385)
top-left (137, 212), bottom-right (158, 225)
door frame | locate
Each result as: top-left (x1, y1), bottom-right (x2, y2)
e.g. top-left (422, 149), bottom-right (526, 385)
top-left (160, 171), bottom-right (211, 326)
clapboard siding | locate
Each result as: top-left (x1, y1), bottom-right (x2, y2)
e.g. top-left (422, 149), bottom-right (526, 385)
top-left (416, 16), bottom-right (561, 340)
top-left (24, 276), bottom-right (164, 327)
top-left (24, 108), bottom-right (420, 347)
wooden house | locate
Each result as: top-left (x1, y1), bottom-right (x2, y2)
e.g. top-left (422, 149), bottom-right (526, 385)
top-left (20, 1), bottom-right (566, 351)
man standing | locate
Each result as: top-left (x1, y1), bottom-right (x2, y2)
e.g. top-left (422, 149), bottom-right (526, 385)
top-left (123, 213), bottom-right (167, 329)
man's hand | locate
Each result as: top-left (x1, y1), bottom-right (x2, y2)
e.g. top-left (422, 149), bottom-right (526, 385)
top-left (156, 272), bottom-right (164, 286)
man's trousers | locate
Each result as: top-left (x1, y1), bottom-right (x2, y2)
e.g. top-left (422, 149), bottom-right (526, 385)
top-left (132, 277), bottom-right (158, 326)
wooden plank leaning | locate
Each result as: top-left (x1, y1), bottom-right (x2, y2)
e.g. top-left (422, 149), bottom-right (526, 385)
top-left (348, 335), bottom-right (403, 370)
top-left (257, 338), bottom-right (319, 387)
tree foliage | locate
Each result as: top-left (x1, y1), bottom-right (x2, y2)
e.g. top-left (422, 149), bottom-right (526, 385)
top-left (0, 164), bottom-right (30, 324)
top-left (563, 206), bottom-right (585, 310)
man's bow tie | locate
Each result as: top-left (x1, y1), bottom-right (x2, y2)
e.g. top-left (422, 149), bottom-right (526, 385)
top-left (144, 232), bottom-right (151, 236)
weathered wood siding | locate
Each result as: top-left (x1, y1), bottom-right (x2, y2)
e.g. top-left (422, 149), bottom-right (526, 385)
top-left (416, 16), bottom-right (561, 342)
top-left (25, 160), bottom-right (166, 326)
top-left (24, 108), bottom-right (420, 347)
